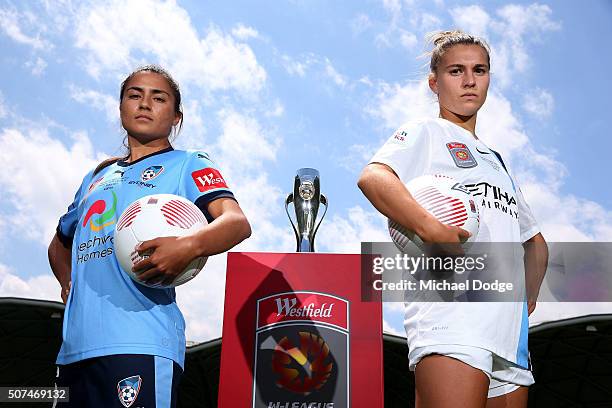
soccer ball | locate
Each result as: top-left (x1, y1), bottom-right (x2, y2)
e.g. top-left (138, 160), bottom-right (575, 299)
top-left (388, 174), bottom-right (480, 252)
top-left (114, 194), bottom-right (208, 288)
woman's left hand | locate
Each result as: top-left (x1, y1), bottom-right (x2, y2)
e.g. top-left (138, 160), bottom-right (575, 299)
top-left (132, 236), bottom-right (196, 286)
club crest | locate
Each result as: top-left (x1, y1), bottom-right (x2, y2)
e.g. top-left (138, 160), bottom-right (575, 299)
top-left (117, 375), bottom-right (142, 407)
top-left (141, 165), bottom-right (164, 182)
top-left (446, 142), bottom-right (477, 168)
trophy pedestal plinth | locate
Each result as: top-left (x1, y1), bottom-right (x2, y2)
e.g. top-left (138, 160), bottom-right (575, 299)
top-left (218, 252), bottom-right (384, 408)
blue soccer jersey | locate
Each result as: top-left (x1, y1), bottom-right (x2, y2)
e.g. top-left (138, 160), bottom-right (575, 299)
top-left (55, 147), bottom-right (234, 368)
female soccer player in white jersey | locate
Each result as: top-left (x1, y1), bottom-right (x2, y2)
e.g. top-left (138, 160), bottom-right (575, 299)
top-left (358, 31), bottom-right (548, 407)
top-left (47, 65), bottom-right (251, 407)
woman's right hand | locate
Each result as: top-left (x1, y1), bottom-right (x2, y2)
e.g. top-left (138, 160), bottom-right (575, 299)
top-left (416, 217), bottom-right (472, 257)
top-left (417, 217), bottom-right (472, 244)
top-left (61, 281), bottom-right (71, 304)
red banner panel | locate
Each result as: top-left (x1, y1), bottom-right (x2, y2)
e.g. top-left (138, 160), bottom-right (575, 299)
top-left (218, 252), bottom-right (383, 408)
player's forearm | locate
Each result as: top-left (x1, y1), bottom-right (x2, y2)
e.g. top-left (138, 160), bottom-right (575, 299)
top-left (357, 164), bottom-right (436, 238)
top-left (523, 233), bottom-right (548, 302)
top-left (188, 211), bottom-right (251, 257)
top-left (48, 233), bottom-right (72, 287)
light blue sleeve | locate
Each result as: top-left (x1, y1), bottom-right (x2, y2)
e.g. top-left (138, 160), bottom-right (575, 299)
top-left (178, 151), bottom-right (235, 221)
top-left (56, 170), bottom-right (94, 247)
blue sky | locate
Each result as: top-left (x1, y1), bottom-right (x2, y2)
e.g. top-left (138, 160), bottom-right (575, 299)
top-left (1, 0), bottom-right (611, 341)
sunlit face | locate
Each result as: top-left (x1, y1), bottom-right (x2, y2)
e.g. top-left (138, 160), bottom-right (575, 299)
top-left (120, 71), bottom-right (181, 144)
top-left (429, 44), bottom-right (490, 118)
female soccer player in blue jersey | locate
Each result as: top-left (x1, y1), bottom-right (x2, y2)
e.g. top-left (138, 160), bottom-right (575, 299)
top-left (358, 31), bottom-right (548, 407)
top-left (48, 65), bottom-right (251, 407)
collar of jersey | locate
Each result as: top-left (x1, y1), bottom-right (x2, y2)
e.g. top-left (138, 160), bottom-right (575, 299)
top-left (117, 146), bottom-right (174, 167)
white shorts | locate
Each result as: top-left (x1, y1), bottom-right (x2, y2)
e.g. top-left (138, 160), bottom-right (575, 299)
top-left (409, 344), bottom-right (534, 398)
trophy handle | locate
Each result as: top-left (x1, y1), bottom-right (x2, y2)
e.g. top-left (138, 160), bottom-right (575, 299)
top-left (312, 194), bottom-right (328, 240)
top-left (284, 193), bottom-right (300, 243)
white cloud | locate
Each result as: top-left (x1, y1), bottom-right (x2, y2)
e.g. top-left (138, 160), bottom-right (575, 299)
top-left (281, 54), bottom-right (348, 88)
top-left (212, 109), bottom-right (291, 252)
top-left (69, 85), bottom-right (118, 123)
top-left (383, 318), bottom-right (403, 336)
top-left (450, 5), bottom-right (491, 38)
top-left (351, 14), bottom-right (372, 34)
top-left (281, 53), bottom-right (315, 77)
top-left (0, 92), bottom-right (7, 119)
top-left (418, 12), bottom-right (443, 32)
top-left (477, 90), bottom-right (529, 153)
top-left (324, 58), bottom-right (347, 87)
top-left (382, 0), bottom-right (402, 17)
top-left (215, 109), bottom-right (279, 172)
top-left (74, 0), bottom-right (266, 94)
top-left (522, 88), bottom-right (554, 119)
top-left (0, 7), bottom-right (52, 50)
top-left (530, 302), bottom-right (612, 327)
top-left (265, 100), bottom-right (284, 118)
top-left (338, 143), bottom-right (379, 172)
top-left (0, 263), bottom-right (60, 302)
top-left (282, 52), bottom-right (321, 78)
top-left (25, 57), bottom-right (47, 76)
top-left (172, 99), bottom-right (207, 150)
top-left (367, 79), bottom-right (437, 128)
top-left (495, 4), bottom-right (562, 39)
top-left (231, 23), bottom-right (259, 40)
top-left (0, 128), bottom-right (101, 244)
top-left (398, 29), bottom-right (418, 50)
top-left (318, 206), bottom-right (390, 254)
top-left (450, 4), bottom-right (561, 88)
top-left (176, 255), bottom-right (228, 340)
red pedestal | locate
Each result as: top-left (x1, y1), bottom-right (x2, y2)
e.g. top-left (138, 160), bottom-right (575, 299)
top-left (218, 252), bottom-right (384, 408)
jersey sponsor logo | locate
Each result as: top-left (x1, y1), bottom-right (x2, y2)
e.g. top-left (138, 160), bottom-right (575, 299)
top-left (392, 129), bottom-right (409, 142)
top-left (476, 147), bottom-right (490, 155)
top-left (76, 234), bottom-right (114, 264)
top-left (197, 152), bottom-right (210, 160)
top-left (465, 182), bottom-right (519, 219)
top-left (141, 165), bottom-right (164, 181)
top-left (82, 192), bottom-right (117, 231)
top-left (88, 176), bottom-right (104, 192)
top-left (117, 375), bottom-right (142, 408)
top-left (191, 168), bottom-right (228, 192)
top-left (480, 155), bottom-right (501, 171)
top-left (446, 142), bottom-right (477, 168)
top-left (128, 180), bottom-right (157, 189)
top-left (85, 170), bottom-right (127, 199)
top-left (450, 182), bottom-right (471, 195)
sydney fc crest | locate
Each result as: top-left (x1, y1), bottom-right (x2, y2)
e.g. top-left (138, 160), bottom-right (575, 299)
top-left (117, 375), bottom-right (142, 407)
top-left (141, 165), bottom-right (164, 181)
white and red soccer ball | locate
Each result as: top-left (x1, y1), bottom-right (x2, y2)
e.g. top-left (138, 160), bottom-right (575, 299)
top-left (114, 194), bottom-right (208, 288)
top-left (388, 174), bottom-right (480, 251)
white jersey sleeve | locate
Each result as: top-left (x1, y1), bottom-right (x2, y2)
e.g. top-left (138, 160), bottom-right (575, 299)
top-left (369, 120), bottom-right (432, 182)
top-left (515, 185), bottom-right (539, 242)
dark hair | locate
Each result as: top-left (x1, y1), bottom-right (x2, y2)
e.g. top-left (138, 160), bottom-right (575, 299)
top-left (427, 30), bottom-right (491, 74)
top-left (93, 65), bottom-right (183, 175)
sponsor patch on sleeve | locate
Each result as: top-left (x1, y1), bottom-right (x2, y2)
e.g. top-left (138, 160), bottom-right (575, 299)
top-left (392, 129), bottom-right (409, 142)
top-left (192, 168), bottom-right (228, 192)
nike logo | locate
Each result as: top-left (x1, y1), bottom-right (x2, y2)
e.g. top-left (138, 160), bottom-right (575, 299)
top-left (476, 147), bottom-right (490, 155)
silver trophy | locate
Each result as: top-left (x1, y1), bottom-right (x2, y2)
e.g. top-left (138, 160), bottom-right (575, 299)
top-left (285, 168), bottom-right (328, 252)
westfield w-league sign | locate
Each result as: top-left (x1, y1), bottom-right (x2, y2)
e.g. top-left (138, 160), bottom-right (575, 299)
top-left (218, 253), bottom-right (383, 408)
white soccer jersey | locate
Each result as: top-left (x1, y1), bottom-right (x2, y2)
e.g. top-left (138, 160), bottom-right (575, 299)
top-left (369, 117), bottom-right (539, 368)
